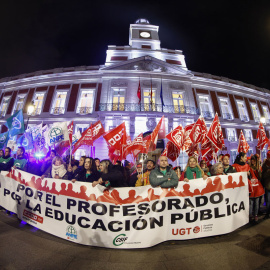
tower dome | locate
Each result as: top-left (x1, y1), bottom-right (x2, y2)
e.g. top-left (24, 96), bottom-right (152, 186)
top-left (135, 18), bottom-right (150, 24)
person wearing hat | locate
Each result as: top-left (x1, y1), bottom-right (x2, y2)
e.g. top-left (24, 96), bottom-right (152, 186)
top-left (222, 154), bottom-right (236, 174)
top-left (262, 151), bottom-right (270, 219)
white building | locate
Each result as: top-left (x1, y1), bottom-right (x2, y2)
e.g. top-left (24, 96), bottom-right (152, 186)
top-left (0, 18), bottom-right (269, 166)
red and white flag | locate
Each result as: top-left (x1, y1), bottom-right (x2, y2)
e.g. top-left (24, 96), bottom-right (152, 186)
top-left (237, 130), bottom-right (250, 153)
top-left (166, 125), bottom-right (184, 150)
top-left (72, 120), bottom-right (105, 154)
top-left (162, 141), bottom-right (180, 162)
top-left (123, 133), bottom-right (144, 158)
top-left (149, 116), bottom-right (165, 152)
top-left (182, 123), bottom-right (194, 151)
top-left (67, 121), bottom-right (74, 144)
top-left (103, 123), bottom-right (127, 159)
top-left (256, 122), bottom-right (269, 150)
top-left (189, 116), bottom-right (207, 144)
top-left (207, 113), bottom-right (225, 150)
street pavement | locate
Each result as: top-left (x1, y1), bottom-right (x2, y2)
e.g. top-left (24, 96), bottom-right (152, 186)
top-left (0, 210), bottom-right (269, 270)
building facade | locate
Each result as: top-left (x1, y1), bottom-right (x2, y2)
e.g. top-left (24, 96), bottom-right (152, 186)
top-left (0, 18), bottom-right (269, 166)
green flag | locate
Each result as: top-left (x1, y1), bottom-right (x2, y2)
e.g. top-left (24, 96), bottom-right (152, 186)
top-left (5, 109), bottom-right (25, 136)
top-left (0, 131), bottom-right (9, 149)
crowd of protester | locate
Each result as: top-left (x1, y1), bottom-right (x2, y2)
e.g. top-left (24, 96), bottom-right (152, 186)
top-left (0, 145), bottom-right (270, 223)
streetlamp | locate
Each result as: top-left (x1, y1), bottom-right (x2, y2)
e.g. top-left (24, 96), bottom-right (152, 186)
top-left (260, 117), bottom-right (266, 125)
top-left (26, 101), bottom-right (35, 129)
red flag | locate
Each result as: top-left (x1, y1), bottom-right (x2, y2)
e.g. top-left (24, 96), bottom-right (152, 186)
top-left (67, 121), bottom-right (74, 144)
top-left (162, 141), bottom-right (180, 162)
top-left (166, 125), bottom-right (184, 150)
top-left (238, 130), bottom-right (250, 153)
top-left (182, 123), bottom-right (194, 151)
top-left (186, 143), bottom-right (200, 157)
top-left (123, 133), bottom-right (144, 158)
top-left (103, 123), bottom-right (127, 158)
top-left (256, 122), bottom-right (269, 150)
top-left (55, 140), bottom-right (70, 156)
top-left (149, 116), bottom-right (164, 152)
top-left (91, 120), bottom-right (105, 142)
top-left (158, 116), bottom-right (166, 139)
top-left (72, 120), bottom-right (105, 154)
top-left (207, 113), bottom-right (225, 150)
top-left (189, 116), bottom-right (207, 144)
top-left (142, 134), bottom-right (151, 154)
top-left (137, 80), bottom-right (141, 104)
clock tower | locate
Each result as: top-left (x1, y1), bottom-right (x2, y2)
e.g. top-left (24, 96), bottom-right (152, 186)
top-left (129, 18), bottom-right (161, 50)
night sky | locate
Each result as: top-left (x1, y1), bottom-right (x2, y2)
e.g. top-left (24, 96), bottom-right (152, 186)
top-left (1, 0), bottom-right (270, 90)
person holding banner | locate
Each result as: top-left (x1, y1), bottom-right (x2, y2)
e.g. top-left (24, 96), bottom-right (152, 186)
top-left (0, 147), bottom-right (14, 171)
top-left (233, 152), bottom-right (264, 222)
top-left (210, 163), bottom-right (225, 176)
top-left (72, 157), bottom-right (100, 183)
top-left (92, 159), bottom-right (125, 188)
top-left (68, 156), bottom-right (86, 180)
top-left (149, 156), bottom-right (178, 188)
top-left (135, 160), bottom-right (155, 187)
top-left (180, 156), bottom-right (208, 182)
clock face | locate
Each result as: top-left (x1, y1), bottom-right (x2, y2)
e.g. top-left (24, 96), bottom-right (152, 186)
top-left (140, 31), bottom-right (151, 38)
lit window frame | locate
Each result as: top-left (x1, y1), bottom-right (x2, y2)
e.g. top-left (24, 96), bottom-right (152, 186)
top-left (76, 89), bottom-right (95, 115)
top-left (198, 94), bottom-right (214, 119)
top-left (51, 90), bottom-right (68, 115)
top-left (218, 97), bottom-right (234, 120)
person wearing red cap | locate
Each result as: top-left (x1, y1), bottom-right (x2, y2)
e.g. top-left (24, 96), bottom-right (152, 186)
top-left (222, 154), bottom-right (236, 174)
top-left (262, 151), bottom-right (270, 219)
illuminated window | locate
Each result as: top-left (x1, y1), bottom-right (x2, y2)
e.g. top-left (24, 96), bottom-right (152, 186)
top-left (244, 129), bottom-right (253, 142)
top-left (230, 150), bottom-right (237, 164)
top-left (51, 91), bottom-right (67, 115)
top-left (13, 94), bottom-right (26, 114)
top-left (219, 98), bottom-right (233, 120)
top-left (198, 95), bottom-right (214, 118)
top-left (112, 88), bottom-right (125, 111)
top-left (32, 93), bottom-right (45, 115)
top-left (144, 89), bottom-right (156, 111)
top-left (236, 101), bottom-right (249, 122)
top-left (172, 92), bottom-right (185, 113)
top-left (0, 96), bottom-right (11, 117)
top-left (227, 128), bottom-right (237, 142)
top-left (250, 103), bottom-right (260, 122)
top-left (262, 106), bottom-right (270, 122)
top-left (77, 90), bottom-right (94, 114)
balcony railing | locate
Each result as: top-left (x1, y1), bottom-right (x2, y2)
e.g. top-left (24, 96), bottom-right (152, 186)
top-left (202, 111), bottom-right (214, 119)
top-left (52, 107), bottom-right (65, 115)
top-left (28, 108), bottom-right (41, 116)
top-left (77, 107), bottom-right (93, 115)
top-left (266, 119), bottom-right (270, 125)
top-left (228, 136), bottom-right (237, 142)
top-left (245, 137), bottom-right (252, 142)
top-left (254, 117), bottom-right (260, 122)
top-left (223, 113), bottom-right (233, 120)
top-left (99, 103), bottom-right (200, 115)
top-left (240, 115), bottom-right (249, 122)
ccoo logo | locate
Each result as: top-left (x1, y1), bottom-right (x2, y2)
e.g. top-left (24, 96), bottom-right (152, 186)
top-left (113, 234), bottom-right (128, 246)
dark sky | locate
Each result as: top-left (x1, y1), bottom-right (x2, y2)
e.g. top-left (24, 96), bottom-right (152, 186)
top-left (1, 0), bottom-right (270, 89)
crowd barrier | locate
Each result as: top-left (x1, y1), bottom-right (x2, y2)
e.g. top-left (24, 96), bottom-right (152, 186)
top-left (0, 169), bottom-right (249, 249)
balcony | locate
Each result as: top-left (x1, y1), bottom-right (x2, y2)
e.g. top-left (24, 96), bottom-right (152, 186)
top-left (254, 117), bottom-right (260, 123)
top-left (223, 113), bottom-right (233, 120)
top-left (202, 111), bottom-right (214, 119)
top-left (99, 103), bottom-right (200, 115)
top-left (245, 137), bottom-right (252, 142)
top-left (52, 107), bottom-right (65, 115)
top-left (77, 107), bottom-right (93, 115)
top-left (228, 136), bottom-right (237, 142)
top-left (240, 115), bottom-right (249, 122)
top-left (28, 108), bottom-right (41, 116)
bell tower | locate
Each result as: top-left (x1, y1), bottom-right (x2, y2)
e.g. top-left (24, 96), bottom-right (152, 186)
top-left (129, 18), bottom-right (161, 50)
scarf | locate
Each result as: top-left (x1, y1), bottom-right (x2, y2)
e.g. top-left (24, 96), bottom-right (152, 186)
top-left (52, 164), bottom-right (67, 178)
top-left (186, 166), bottom-right (202, 180)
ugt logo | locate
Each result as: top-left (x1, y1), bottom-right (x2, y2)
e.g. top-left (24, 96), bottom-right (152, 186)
top-left (108, 130), bottom-right (124, 146)
top-left (12, 117), bottom-right (21, 129)
top-left (66, 225), bottom-right (77, 241)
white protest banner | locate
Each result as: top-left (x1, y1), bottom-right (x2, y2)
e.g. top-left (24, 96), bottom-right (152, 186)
top-left (0, 169), bottom-right (249, 249)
